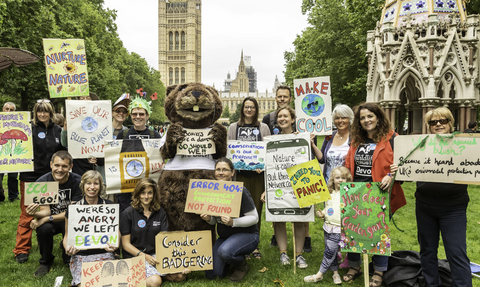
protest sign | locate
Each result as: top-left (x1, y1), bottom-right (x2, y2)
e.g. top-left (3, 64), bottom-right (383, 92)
top-left (184, 179), bottom-right (243, 217)
top-left (156, 230), bottom-right (213, 274)
top-left (394, 134), bottom-right (480, 184)
top-left (104, 139), bottom-right (164, 194)
top-left (81, 254), bottom-right (146, 287)
top-left (340, 182), bottom-right (391, 256)
top-left (66, 100), bottom-right (112, 159)
top-left (43, 38), bottom-right (89, 98)
top-left (286, 159), bottom-right (330, 208)
top-left (24, 181), bottom-right (59, 205)
top-left (177, 128), bottom-right (215, 156)
top-left (67, 204), bottom-right (119, 250)
top-left (264, 133), bottom-right (315, 222)
top-left (0, 112), bottom-right (33, 172)
top-left (227, 140), bottom-right (266, 171)
top-left (293, 76), bottom-right (332, 135)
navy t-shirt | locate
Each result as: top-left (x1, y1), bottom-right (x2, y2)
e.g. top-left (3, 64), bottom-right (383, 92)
top-left (36, 172), bottom-right (82, 215)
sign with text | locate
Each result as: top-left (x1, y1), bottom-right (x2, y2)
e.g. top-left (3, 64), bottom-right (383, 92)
top-left (394, 134), bottom-right (480, 184)
top-left (227, 141), bottom-right (266, 171)
top-left (24, 181), bottom-right (59, 205)
top-left (286, 159), bottom-right (331, 208)
top-left (264, 133), bottom-right (314, 222)
top-left (293, 76), bottom-right (332, 135)
top-left (0, 112), bottom-right (33, 173)
top-left (67, 204), bottom-right (119, 250)
top-left (104, 139), bottom-right (164, 194)
top-left (177, 129), bottom-right (215, 156)
top-left (185, 179), bottom-right (243, 217)
top-left (156, 230), bottom-right (213, 274)
top-left (340, 182), bottom-right (391, 256)
top-left (81, 254), bottom-right (146, 287)
top-left (43, 38), bottom-right (89, 98)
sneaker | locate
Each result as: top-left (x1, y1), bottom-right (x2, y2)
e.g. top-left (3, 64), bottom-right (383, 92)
top-left (34, 264), bottom-right (51, 277)
top-left (15, 253), bottom-right (28, 264)
top-left (303, 236), bottom-right (312, 253)
top-left (270, 235), bottom-right (278, 247)
top-left (280, 252), bottom-right (290, 265)
top-left (229, 260), bottom-right (249, 282)
top-left (296, 255), bottom-right (308, 269)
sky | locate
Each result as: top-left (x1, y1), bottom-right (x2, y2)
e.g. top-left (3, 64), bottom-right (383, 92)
top-left (102, 0), bottom-right (309, 92)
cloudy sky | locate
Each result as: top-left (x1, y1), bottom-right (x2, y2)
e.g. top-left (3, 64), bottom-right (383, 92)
top-left (102, 0), bottom-right (309, 92)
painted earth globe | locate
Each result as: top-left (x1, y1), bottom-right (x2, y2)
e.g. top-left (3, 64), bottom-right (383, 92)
top-left (301, 94), bottom-right (324, 117)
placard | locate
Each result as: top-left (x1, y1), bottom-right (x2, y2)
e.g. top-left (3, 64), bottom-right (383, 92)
top-left (156, 230), bottom-right (213, 274)
top-left (227, 141), bottom-right (266, 170)
top-left (340, 182), bottom-right (391, 256)
top-left (177, 129), bottom-right (215, 155)
top-left (43, 38), bottom-right (89, 98)
top-left (293, 76), bottom-right (332, 135)
top-left (81, 254), bottom-right (146, 287)
top-left (24, 181), bottom-right (59, 205)
top-left (0, 112), bottom-right (33, 172)
top-left (394, 134), bottom-right (480, 184)
top-left (66, 100), bottom-right (112, 159)
top-left (67, 204), bottom-right (119, 250)
top-left (104, 139), bottom-right (164, 194)
top-left (286, 159), bottom-right (331, 208)
top-left (184, 179), bottom-right (243, 217)
top-left (264, 133), bottom-right (315, 222)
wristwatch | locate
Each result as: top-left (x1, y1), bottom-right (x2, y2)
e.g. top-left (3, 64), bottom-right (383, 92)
top-left (48, 216), bottom-right (54, 222)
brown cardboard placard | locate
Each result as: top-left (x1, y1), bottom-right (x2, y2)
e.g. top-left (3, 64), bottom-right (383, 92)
top-left (23, 181), bottom-right (59, 205)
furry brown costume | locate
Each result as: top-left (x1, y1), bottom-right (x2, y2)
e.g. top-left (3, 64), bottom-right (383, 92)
top-left (159, 83), bottom-right (227, 231)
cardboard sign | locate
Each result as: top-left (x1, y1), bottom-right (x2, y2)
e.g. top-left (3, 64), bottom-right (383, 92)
top-left (24, 181), bottom-right (59, 205)
top-left (394, 134), bottom-right (480, 184)
top-left (227, 141), bottom-right (266, 171)
top-left (104, 139), bottom-right (164, 194)
top-left (43, 38), bottom-right (89, 98)
top-left (286, 159), bottom-right (331, 208)
top-left (81, 254), bottom-right (146, 287)
top-left (66, 100), bottom-right (112, 158)
top-left (184, 179), bottom-right (243, 217)
top-left (293, 76), bottom-right (332, 135)
top-left (67, 204), bottom-right (119, 250)
top-left (0, 112), bottom-right (33, 173)
top-left (264, 133), bottom-right (315, 222)
top-left (177, 129), bottom-right (215, 155)
top-left (340, 182), bottom-right (391, 256)
top-left (156, 230), bottom-right (213, 274)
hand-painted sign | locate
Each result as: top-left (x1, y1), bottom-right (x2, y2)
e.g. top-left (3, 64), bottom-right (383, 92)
top-left (340, 182), bottom-right (391, 256)
top-left (227, 141), bottom-right (266, 171)
top-left (24, 181), bottom-right (59, 205)
top-left (177, 129), bottom-right (215, 156)
top-left (0, 112), bottom-right (33, 172)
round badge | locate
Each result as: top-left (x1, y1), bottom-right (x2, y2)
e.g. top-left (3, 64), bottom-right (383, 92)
top-left (252, 129), bottom-right (259, 135)
top-left (273, 128), bottom-right (280, 135)
top-left (138, 219), bottom-right (146, 228)
top-left (38, 132), bottom-right (46, 139)
top-left (327, 208), bottom-right (334, 216)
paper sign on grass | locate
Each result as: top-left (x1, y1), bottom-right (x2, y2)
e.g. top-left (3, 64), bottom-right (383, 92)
top-left (340, 182), bottom-right (391, 256)
top-left (185, 179), bottom-right (243, 217)
top-left (293, 76), bottom-right (332, 135)
top-left (0, 112), bottom-right (33, 173)
top-left (286, 159), bottom-right (330, 208)
top-left (227, 140), bottom-right (266, 171)
top-left (156, 230), bottom-right (212, 274)
top-left (43, 38), bottom-right (89, 98)
top-left (67, 204), bottom-right (119, 250)
top-left (177, 129), bottom-right (215, 155)
top-left (394, 134), bottom-right (480, 184)
top-left (23, 182), bottom-right (59, 205)
top-left (81, 254), bottom-right (146, 287)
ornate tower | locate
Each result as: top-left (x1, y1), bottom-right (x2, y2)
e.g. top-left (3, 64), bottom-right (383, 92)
top-left (230, 50), bottom-right (250, 93)
top-left (158, 0), bottom-right (201, 86)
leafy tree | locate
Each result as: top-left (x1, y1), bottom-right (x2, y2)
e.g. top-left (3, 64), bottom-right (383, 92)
top-left (221, 105), bottom-right (231, 118)
top-left (229, 104), bottom-right (242, 124)
top-left (466, 1), bottom-right (480, 15)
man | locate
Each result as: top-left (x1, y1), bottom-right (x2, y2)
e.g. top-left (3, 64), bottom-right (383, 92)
top-left (0, 102), bottom-right (19, 202)
top-left (262, 85), bottom-right (294, 135)
top-left (464, 121), bottom-right (477, 133)
top-left (112, 94), bottom-right (130, 140)
top-left (25, 150), bottom-right (82, 277)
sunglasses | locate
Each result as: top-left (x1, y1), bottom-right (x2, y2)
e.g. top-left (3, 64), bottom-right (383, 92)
top-left (307, 101), bottom-right (318, 109)
top-left (428, 118), bottom-right (449, 126)
top-left (37, 99), bottom-right (51, 103)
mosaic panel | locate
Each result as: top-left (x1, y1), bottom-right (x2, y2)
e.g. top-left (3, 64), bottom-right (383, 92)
top-left (433, 0), bottom-right (460, 13)
top-left (399, 0), bottom-right (429, 16)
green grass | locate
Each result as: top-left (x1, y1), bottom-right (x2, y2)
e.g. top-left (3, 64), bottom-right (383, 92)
top-left (1, 179), bottom-right (479, 286)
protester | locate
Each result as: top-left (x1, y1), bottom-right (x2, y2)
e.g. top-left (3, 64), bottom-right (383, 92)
top-left (0, 101), bottom-right (19, 202)
top-left (63, 170), bottom-right (117, 287)
top-left (120, 178), bottom-right (189, 287)
top-left (463, 121), bottom-right (477, 133)
top-left (112, 94), bottom-right (130, 140)
top-left (53, 113), bottom-right (65, 128)
top-left (201, 157), bottom-right (259, 282)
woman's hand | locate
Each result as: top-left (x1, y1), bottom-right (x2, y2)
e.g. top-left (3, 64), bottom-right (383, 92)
top-left (220, 215), bottom-right (233, 226)
top-left (260, 191), bottom-right (266, 203)
top-left (316, 210), bottom-right (324, 218)
top-left (390, 164), bottom-right (398, 175)
top-left (88, 155), bottom-right (97, 165)
top-left (104, 243), bottom-right (117, 253)
top-left (380, 174), bottom-right (393, 190)
top-left (200, 213), bottom-right (211, 222)
top-left (65, 245), bottom-right (79, 257)
top-left (181, 269), bottom-right (191, 275)
top-left (145, 254), bottom-right (159, 266)
top-left (255, 168), bottom-right (262, 174)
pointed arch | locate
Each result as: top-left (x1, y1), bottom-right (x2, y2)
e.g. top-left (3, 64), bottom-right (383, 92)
top-left (392, 67), bottom-right (425, 102)
top-left (437, 66), bottom-right (465, 100)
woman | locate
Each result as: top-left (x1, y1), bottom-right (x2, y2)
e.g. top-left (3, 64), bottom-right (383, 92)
top-left (63, 171), bottom-right (117, 287)
top-left (227, 97), bottom-right (270, 259)
top-left (120, 178), bottom-right (189, 287)
top-left (201, 157), bottom-right (259, 282)
top-left (14, 99), bottom-right (66, 264)
top-left (343, 102), bottom-right (406, 287)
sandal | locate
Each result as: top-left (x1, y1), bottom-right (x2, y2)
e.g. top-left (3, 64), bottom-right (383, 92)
top-left (369, 271), bottom-right (383, 287)
top-left (333, 274), bottom-right (342, 285)
top-left (252, 251), bottom-right (262, 259)
top-left (343, 267), bottom-right (362, 283)
top-left (304, 274), bottom-right (323, 283)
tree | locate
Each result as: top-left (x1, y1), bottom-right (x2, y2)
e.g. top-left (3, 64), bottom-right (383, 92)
top-left (221, 105), bottom-right (231, 118)
top-left (229, 104), bottom-right (242, 124)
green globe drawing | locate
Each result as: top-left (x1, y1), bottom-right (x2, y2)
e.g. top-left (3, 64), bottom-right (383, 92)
top-left (301, 94), bottom-right (325, 116)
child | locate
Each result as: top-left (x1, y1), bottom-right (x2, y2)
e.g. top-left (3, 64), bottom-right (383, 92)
top-left (304, 166), bottom-right (352, 284)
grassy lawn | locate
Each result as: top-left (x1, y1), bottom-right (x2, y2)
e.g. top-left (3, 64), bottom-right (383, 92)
top-left (1, 179), bottom-right (479, 286)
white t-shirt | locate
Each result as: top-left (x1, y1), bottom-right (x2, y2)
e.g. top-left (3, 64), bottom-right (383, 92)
top-left (323, 139), bottom-right (350, 182)
top-left (323, 191), bottom-right (341, 233)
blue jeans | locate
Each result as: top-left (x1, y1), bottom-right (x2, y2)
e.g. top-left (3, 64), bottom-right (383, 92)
top-left (416, 200), bottom-right (472, 287)
top-left (206, 232), bottom-right (259, 279)
top-left (347, 253), bottom-right (388, 272)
